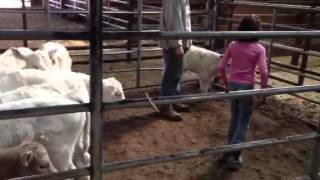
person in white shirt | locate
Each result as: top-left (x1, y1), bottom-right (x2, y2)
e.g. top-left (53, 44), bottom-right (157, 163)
top-left (158, 0), bottom-right (192, 121)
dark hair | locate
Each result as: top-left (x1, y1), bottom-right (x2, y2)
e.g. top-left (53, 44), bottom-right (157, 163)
top-left (237, 14), bottom-right (261, 42)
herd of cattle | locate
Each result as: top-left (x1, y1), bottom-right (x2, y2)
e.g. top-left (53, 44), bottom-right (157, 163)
top-left (0, 41), bottom-right (125, 179)
top-left (0, 41), bottom-right (222, 179)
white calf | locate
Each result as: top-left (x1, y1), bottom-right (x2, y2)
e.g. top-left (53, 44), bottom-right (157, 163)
top-left (183, 45), bottom-right (222, 93)
top-left (0, 141), bottom-right (57, 179)
top-left (0, 97), bottom-right (90, 173)
top-left (0, 69), bottom-right (125, 102)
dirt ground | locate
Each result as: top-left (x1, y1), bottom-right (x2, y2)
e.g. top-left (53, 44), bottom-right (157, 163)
top-left (1, 13), bottom-right (319, 180)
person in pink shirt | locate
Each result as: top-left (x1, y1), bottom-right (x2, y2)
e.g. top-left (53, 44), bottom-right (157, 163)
top-left (218, 15), bottom-right (268, 170)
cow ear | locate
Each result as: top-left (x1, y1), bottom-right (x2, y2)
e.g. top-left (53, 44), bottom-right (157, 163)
top-left (11, 47), bottom-right (24, 59)
top-left (20, 150), bottom-right (34, 167)
top-left (48, 49), bottom-right (57, 59)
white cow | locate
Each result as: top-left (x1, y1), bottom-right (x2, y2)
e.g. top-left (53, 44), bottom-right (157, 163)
top-left (0, 97), bottom-right (90, 173)
top-left (183, 45), bottom-right (222, 93)
top-left (39, 41), bottom-right (73, 71)
top-left (0, 141), bottom-right (57, 179)
top-left (0, 81), bottom-right (89, 104)
top-left (0, 69), bottom-right (125, 102)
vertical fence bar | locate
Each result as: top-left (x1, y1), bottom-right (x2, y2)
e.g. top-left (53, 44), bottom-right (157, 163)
top-left (44, 0), bottom-right (52, 28)
top-left (136, 0), bottom-right (143, 88)
top-left (227, 0), bottom-right (234, 31)
top-left (89, 0), bottom-right (103, 178)
top-left (310, 118), bottom-right (320, 180)
top-left (126, 0), bottom-right (134, 62)
top-left (267, 9), bottom-right (277, 76)
top-left (21, 0), bottom-right (28, 47)
top-left (211, 0), bottom-right (221, 50)
top-left (298, 12), bottom-right (314, 85)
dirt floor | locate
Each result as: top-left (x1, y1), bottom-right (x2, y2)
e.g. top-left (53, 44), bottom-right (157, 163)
top-left (1, 12), bottom-right (320, 180)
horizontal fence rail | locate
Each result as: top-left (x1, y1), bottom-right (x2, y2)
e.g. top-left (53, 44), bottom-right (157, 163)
top-left (102, 132), bottom-right (319, 172)
top-left (0, 104), bottom-right (88, 120)
top-left (0, 31), bottom-right (319, 40)
top-left (2, 85), bottom-right (319, 119)
top-left (219, 17), bottom-right (317, 31)
top-left (10, 167), bottom-right (89, 180)
top-left (103, 85), bottom-right (320, 109)
top-left (101, 31), bottom-right (320, 40)
top-left (219, 1), bottom-right (320, 12)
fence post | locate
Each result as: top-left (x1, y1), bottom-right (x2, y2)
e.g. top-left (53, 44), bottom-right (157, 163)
top-left (136, 0), bottom-right (142, 88)
top-left (298, 12), bottom-right (315, 85)
top-left (267, 9), bottom-right (277, 76)
top-left (21, 0), bottom-right (28, 47)
top-left (89, 0), bottom-right (103, 179)
top-left (310, 118), bottom-right (320, 180)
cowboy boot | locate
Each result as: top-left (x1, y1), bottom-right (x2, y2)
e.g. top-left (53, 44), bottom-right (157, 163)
top-left (173, 103), bottom-right (190, 112)
top-left (159, 104), bottom-right (183, 121)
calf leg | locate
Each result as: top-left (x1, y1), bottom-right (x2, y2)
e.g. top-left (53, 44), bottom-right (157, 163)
top-left (199, 77), bottom-right (210, 94)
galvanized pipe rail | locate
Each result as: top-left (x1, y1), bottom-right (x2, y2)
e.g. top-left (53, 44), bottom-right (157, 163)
top-left (219, 1), bottom-right (320, 12)
top-left (102, 132), bottom-right (319, 172)
top-left (0, 85), bottom-right (319, 120)
top-left (218, 17), bottom-right (317, 31)
top-left (0, 30), bottom-right (319, 40)
top-left (10, 132), bottom-right (319, 180)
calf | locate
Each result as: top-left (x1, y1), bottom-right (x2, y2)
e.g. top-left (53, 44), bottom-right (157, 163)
top-left (0, 141), bottom-right (57, 179)
top-left (0, 96), bottom-right (90, 173)
top-left (183, 45), bottom-right (222, 93)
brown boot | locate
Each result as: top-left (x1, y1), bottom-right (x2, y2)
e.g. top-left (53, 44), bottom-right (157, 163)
top-left (173, 103), bottom-right (190, 112)
top-left (159, 104), bottom-right (183, 122)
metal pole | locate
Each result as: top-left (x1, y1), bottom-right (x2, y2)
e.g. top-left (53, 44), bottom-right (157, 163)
top-left (89, 0), bottom-right (103, 178)
top-left (102, 132), bottom-right (318, 172)
top-left (21, 0), bottom-right (28, 47)
top-left (310, 116), bottom-right (320, 179)
top-left (209, 0), bottom-right (218, 49)
top-left (44, 0), bottom-right (52, 28)
top-left (126, 0), bottom-right (134, 62)
top-left (136, 0), bottom-right (143, 88)
top-left (227, 0), bottom-right (234, 31)
top-left (267, 9), bottom-right (277, 76)
top-left (298, 12), bottom-right (315, 85)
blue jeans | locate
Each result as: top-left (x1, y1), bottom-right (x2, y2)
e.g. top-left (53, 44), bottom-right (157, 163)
top-left (228, 82), bottom-right (254, 158)
top-left (160, 48), bottom-right (183, 97)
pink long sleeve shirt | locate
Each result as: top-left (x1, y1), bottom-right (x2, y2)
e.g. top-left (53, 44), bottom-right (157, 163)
top-left (219, 41), bottom-right (268, 88)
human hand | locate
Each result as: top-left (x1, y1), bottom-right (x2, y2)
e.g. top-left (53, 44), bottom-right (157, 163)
top-left (219, 78), bottom-right (228, 92)
top-left (175, 46), bottom-right (184, 59)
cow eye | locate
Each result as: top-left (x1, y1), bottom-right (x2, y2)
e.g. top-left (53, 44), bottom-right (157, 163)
top-left (115, 91), bottom-right (122, 97)
top-left (39, 163), bottom-right (49, 169)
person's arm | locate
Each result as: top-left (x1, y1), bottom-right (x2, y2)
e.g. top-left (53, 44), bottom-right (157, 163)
top-left (257, 47), bottom-right (268, 89)
top-left (219, 45), bottom-right (232, 86)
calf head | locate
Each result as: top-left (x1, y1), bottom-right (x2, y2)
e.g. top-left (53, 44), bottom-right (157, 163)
top-left (18, 141), bottom-right (57, 176)
top-left (102, 77), bottom-right (125, 102)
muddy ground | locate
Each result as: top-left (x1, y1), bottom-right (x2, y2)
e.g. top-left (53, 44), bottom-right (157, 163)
top-left (0, 12), bottom-right (319, 180)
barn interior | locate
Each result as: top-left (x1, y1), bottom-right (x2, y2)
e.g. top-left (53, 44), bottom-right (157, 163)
top-left (0, 0), bottom-right (319, 179)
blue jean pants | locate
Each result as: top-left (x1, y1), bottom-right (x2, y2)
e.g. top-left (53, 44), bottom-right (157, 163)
top-left (228, 82), bottom-right (254, 158)
top-left (160, 48), bottom-right (183, 97)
